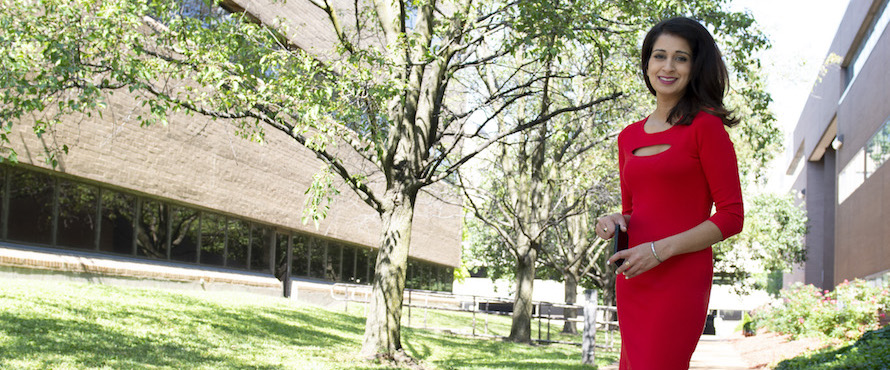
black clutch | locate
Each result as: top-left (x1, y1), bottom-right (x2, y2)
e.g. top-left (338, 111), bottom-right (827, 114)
top-left (613, 224), bottom-right (629, 267)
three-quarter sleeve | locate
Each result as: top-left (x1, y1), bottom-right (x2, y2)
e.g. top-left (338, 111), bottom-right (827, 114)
top-left (618, 133), bottom-right (633, 217)
top-left (696, 115), bottom-right (744, 239)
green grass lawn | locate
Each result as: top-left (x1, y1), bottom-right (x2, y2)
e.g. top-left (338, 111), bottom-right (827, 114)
top-left (0, 276), bottom-right (620, 369)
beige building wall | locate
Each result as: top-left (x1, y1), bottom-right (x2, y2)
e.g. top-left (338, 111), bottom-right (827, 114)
top-left (3, 0), bottom-right (462, 283)
top-left (8, 88), bottom-right (461, 267)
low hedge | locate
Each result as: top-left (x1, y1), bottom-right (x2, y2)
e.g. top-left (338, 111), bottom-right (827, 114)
top-left (774, 326), bottom-right (890, 370)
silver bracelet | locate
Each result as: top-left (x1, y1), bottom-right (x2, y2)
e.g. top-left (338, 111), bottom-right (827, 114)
top-left (650, 241), bottom-right (663, 263)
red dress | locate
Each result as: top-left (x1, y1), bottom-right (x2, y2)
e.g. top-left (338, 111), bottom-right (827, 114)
top-left (616, 111), bottom-right (744, 370)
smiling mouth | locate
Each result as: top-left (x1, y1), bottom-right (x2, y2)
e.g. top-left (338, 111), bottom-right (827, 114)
top-left (658, 76), bottom-right (678, 84)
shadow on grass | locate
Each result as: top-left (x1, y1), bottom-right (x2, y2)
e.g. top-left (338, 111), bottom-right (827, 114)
top-left (0, 312), bottom-right (250, 369)
top-left (1, 281), bottom-right (616, 369)
top-left (403, 327), bottom-right (614, 369)
top-left (0, 289), bottom-right (365, 369)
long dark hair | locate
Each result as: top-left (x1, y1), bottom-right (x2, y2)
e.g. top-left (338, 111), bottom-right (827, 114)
top-left (641, 17), bottom-right (739, 127)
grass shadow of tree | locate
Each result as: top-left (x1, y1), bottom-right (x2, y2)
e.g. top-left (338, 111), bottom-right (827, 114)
top-left (0, 285), bottom-right (366, 368)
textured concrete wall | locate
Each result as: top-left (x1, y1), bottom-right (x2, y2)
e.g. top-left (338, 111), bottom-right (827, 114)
top-left (227, 0), bottom-right (368, 59)
top-left (8, 88), bottom-right (461, 267)
top-left (787, 0), bottom-right (890, 287)
top-left (835, 163), bottom-right (888, 284)
top-left (6, 0), bottom-right (460, 267)
top-left (790, 0), bottom-right (870, 162)
top-left (833, 4), bottom-right (890, 285)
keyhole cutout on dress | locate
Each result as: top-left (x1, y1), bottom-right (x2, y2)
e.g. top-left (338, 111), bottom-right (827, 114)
top-left (632, 144), bottom-right (671, 157)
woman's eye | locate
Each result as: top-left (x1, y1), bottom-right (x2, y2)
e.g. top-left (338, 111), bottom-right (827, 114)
top-left (676, 56), bottom-right (688, 62)
top-left (653, 54), bottom-right (666, 60)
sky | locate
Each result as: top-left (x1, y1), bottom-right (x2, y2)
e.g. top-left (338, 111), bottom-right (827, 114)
top-left (727, 0), bottom-right (852, 191)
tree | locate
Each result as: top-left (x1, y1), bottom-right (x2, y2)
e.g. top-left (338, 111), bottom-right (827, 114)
top-left (461, 0), bottom-right (777, 342)
top-left (539, 157), bottom-right (620, 334)
top-left (460, 93), bottom-right (628, 340)
top-left (714, 59), bottom-right (809, 293)
top-left (717, 192), bottom-right (808, 294)
top-left (1, 0), bottom-right (627, 362)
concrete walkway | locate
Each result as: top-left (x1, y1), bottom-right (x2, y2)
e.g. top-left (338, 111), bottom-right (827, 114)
top-left (688, 336), bottom-right (749, 369)
top-left (600, 335), bottom-right (749, 370)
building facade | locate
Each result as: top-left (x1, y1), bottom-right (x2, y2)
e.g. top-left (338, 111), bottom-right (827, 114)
top-left (1, 0), bottom-right (461, 296)
top-left (786, 0), bottom-right (890, 289)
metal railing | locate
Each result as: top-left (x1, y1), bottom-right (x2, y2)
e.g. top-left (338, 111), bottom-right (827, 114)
top-left (330, 283), bottom-right (619, 349)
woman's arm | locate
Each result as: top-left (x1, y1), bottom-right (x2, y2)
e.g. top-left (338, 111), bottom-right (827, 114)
top-left (610, 220), bottom-right (723, 278)
top-left (597, 129), bottom-right (634, 240)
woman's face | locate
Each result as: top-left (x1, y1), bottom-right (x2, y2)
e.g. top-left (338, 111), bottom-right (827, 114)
top-left (646, 33), bottom-right (693, 101)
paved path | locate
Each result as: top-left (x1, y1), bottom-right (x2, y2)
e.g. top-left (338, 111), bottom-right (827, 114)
top-left (688, 336), bottom-right (749, 369)
top-left (599, 335), bottom-right (749, 370)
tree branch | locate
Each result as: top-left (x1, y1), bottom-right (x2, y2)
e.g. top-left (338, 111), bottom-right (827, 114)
top-left (308, 0), bottom-right (356, 54)
top-left (138, 82), bottom-right (386, 214)
top-left (426, 91), bottom-right (623, 185)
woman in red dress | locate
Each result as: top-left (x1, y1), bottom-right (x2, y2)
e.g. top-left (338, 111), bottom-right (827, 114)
top-left (596, 17), bottom-right (745, 370)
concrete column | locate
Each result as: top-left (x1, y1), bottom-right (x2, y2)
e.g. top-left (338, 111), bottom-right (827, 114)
top-left (804, 147), bottom-right (837, 290)
top-left (823, 148), bottom-right (836, 288)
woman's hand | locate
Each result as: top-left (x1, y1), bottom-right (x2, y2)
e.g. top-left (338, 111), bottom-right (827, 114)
top-left (608, 242), bottom-right (662, 279)
top-left (595, 213), bottom-right (628, 240)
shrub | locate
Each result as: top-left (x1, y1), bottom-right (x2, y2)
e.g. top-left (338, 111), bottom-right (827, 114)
top-left (774, 326), bottom-right (890, 370)
top-left (737, 311), bottom-right (756, 336)
top-left (756, 279), bottom-right (890, 342)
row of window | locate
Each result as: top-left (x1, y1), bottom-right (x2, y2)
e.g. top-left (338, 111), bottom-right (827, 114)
top-left (838, 117), bottom-right (890, 203)
top-left (0, 163), bottom-right (453, 291)
top-left (843, 0), bottom-right (890, 97)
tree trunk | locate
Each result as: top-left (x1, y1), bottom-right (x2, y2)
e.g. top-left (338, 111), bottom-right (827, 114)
top-left (603, 273), bottom-right (618, 322)
top-left (360, 185), bottom-right (417, 360)
top-left (509, 245), bottom-right (537, 343)
top-left (562, 270), bottom-right (579, 334)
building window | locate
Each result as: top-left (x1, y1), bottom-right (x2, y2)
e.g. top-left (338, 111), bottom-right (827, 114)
top-left (169, 205), bottom-right (199, 262)
top-left (57, 180), bottom-right (99, 250)
top-left (250, 224), bottom-right (275, 273)
top-left (274, 232), bottom-right (287, 280)
top-left (328, 242), bottom-right (343, 281)
top-left (865, 121), bottom-right (890, 173)
top-left (99, 189), bottom-right (136, 255)
top-left (226, 218), bottom-right (250, 269)
top-left (8, 169), bottom-right (54, 245)
top-left (356, 247), bottom-right (373, 284)
top-left (838, 117), bottom-right (890, 203)
top-left (137, 199), bottom-right (169, 259)
top-left (341, 245), bottom-right (356, 284)
top-left (1, 167), bottom-right (7, 239)
top-left (843, 0), bottom-right (890, 98)
top-left (308, 238), bottom-right (326, 279)
top-left (291, 233), bottom-right (308, 277)
top-left (443, 267), bottom-right (454, 292)
top-left (200, 212), bottom-right (226, 266)
top-left (0, 163), bottom-right (454, 290)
